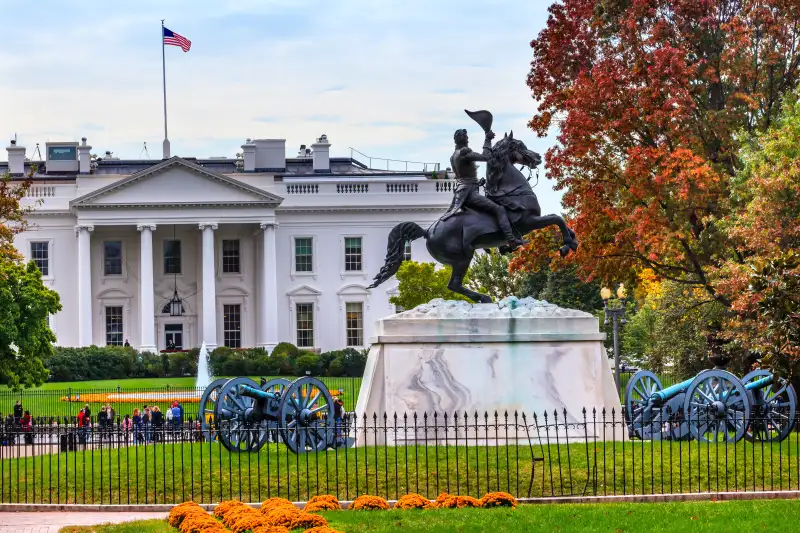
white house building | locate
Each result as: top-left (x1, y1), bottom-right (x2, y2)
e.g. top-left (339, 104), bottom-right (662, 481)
top-left (3, 135), bottom-right (454, 353)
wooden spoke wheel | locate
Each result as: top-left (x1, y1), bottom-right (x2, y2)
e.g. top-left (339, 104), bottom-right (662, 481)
top-left (624, 370), bottom-right (668, 440)
top-left (279, 377), bottom-right (335, 453)
top-left (215, 377), bottom-right (270, 453)
top-left (743, 370), bottom-right (797, 443)
top-left (683, 370), bottom-right (750, 443)
top-left (197, 378), bottom-right (230, 442)
top-left (261, 377), bottom-right (291, 445)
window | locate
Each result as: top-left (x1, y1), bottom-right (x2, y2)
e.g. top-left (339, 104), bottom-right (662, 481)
top-left (403, 241), bottom-right (412, 262)
top-left (105, 306), bottom-right (123, 346)
top-left (346, 302), bottom-right (364, 347)
top-left (223, 304), bottom-right (241, 348)
top-left (48, 146), bottom-right (76, 161)
top-left (222, 239), bottom-right (240, 274)
top-left (165, 324), bottom-right (183, 350)
top-left (344, 237), bottom-right (362, 271)
top-left (162, 301), bottom-right (185, 315)
top-left (296, 303), bottom-right (314, 348)
top-left (395, 305), bottom-right (406, 314)
top-left (294, 237), bottom-right (313, 272)
top-left (103, 241), bottom-right (122, 275)
top-left (30, 241), bottom-right (49, 276)
top-left (163, 240), bottom-right (181, 274)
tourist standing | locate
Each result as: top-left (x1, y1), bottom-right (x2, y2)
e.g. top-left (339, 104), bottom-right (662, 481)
top-left (132, 409), bottom-right (143, 444)
top-left (152, 406), bottom-right (164, 442)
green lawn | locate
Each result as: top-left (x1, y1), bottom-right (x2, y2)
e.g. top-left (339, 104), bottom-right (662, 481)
top-left (57, 500), bottom-right (800, 532)
top-left (0, 376), bottom-right (362, 419)
top-left (5, 434), bottom-right (800, 505)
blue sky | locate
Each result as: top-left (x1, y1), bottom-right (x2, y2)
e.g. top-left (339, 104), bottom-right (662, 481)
top-left (0, 0), bottom-right (563, 213)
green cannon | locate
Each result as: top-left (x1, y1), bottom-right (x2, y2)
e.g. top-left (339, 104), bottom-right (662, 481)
top-left (197, 376), bottom-right (338, 454)
top-left (625, 369), bottom-right (797, 443)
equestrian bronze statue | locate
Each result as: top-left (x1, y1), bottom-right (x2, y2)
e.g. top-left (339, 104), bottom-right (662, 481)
top-left (369, 109), bottom-right (578, 304)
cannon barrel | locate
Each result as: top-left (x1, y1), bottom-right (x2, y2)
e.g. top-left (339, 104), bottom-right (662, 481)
top-left (745, 375), bottom-right (773, 390)
top-left (238, 384), bottom-right (277, 401)
top-left (650, 377), bottom-right (694, 405)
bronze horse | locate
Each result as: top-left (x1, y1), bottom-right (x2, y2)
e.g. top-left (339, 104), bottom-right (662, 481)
top-left (369, 122), bottom-right (578, 303)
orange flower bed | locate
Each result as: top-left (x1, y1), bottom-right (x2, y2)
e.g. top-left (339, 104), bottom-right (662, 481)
top-left (230, 513), bottom-right (269, 533)
top-left (263, 506), bottom-right (302, 528)
top-left (212, 499), bottom-right (247, 520)
top-left (435, 494), bottom-right (481, 509)
top-left (480, 492), bottom-right (518, 508)
top-left (178, 510), bottom-right (226, 533)
top-left (253, 526), bottom-right (291, 533)
top-left (223, 506), bottom-right (261, 529)
top-left (307, 495), bottom-right (340, 507)
top-left (261, 497), bottom-right (296, 514)
top-left (168, 501), bottom-right (204, 528)
top-left (290, 512), bottom-right (329, 530)
top-left (302, 527), bottom-right (346, 533)
top-left (350, 495), bottom-right (389, 511)
top-left (305, 499), bottom-right (341, 512)
top-left (59, 391), bottom-right (202, 404)
top-left (394, 493), bottom-right (433, 510)
top-left (434, 493), bottom-right (452, 507)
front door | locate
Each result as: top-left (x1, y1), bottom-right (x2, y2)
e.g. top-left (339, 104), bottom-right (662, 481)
top-left (165, 323), bottom-right (183, 350)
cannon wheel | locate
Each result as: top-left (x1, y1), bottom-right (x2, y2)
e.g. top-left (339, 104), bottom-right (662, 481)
top-left (683, 369), bottom-right (750, 443)
top-left (215, 377), bottom-right (270, 453)
top-left (198, 378), bottom-right (230, 442)
top-left (743, 369), bottom-right (797, 443)
top-left (279, 377), bottom-right (335, 453)
top-left (625, 370), bottom-right (667, 440)
top-left (261, 378), bottom-right (291, 445)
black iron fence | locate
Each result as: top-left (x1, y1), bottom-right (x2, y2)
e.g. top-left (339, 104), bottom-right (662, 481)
top-left (1, 408), bottom-right (799, 505)
top-left (0, 377), bottom-right (362, 421)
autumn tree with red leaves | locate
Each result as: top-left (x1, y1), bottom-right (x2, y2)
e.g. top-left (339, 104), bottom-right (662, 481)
top-left (516, 0), bottom-right (800, 369)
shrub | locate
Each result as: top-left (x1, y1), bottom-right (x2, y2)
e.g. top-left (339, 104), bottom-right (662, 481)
top-left (436, 495), bottom-right (481, 508)
top-left (394, 493), bottom-right (433, 510)
top-left (290, 513), bottom-right (328, 530)
top-left (168, 501), bottom-right (204, 528)
top-left (480, 492), bottom-right (517, 508)
top-left (231, 514), bottom-right (268, 533)
top-left (213, 500), bottom-right (247, 519)
top-left (296, 354), bottom-right (321, 375)
top-left (305, 495), bottom-right (340, 512)
top-left (253, 526), bottom-right (291, 533)
top-left (263, 507), bottom-right (302, 528)
top-left (272, 342), bottom-right (299, 359)
top-left (261, 497), bottom-right (295, 514)
top-left (350, 495), bottom-right (390, 510)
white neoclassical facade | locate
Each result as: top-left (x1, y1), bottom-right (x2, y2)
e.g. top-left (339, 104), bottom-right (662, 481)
top-left (3, 136), bottom-right (454, 353)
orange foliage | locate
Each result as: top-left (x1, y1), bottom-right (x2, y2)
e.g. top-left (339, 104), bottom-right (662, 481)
top-left (252, 526), bottom-right (291, 533)
top-left (394, 493), bottom-right (434, 510)
top-left (435, 495), bottom-right (481, 509)
top-left (301, 527), bottom-right (346, 533)
top-left (290, 513), bottom-right (329, 530)
top-left (168, 501), bottom-right (204, 528)
top-left (480, 492), bottom-right (518, 508)
top-left (263, 507), bottom-right (302, 528)
top-left (305, 499), bottom-right (341, 512)
top-left (350, 495), bottom-right (390, 510)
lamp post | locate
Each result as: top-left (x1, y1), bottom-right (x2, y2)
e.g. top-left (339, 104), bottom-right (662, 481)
top-left (601, 284), bottom-right (627, 393)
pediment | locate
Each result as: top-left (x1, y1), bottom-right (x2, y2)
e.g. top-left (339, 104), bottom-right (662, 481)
top-left (337, 284), bottom-right (370, 296)
top-left (286, 285), bottom-right (322, 297)
top-left (71, 157), bottom-right (283, 208)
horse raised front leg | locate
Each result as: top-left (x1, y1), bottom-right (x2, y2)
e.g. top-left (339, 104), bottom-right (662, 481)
top-left (448, 258), bottom-right (492, 304)
top-left (527, 214), bottom-right (579, 257)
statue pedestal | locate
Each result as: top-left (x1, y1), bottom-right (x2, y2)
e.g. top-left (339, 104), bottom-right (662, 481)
top-left (354, 298), bottom-right (622, 445)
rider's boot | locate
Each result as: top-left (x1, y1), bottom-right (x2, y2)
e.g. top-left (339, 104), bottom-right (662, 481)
top-left (504, 235), bottom-right (526, 250)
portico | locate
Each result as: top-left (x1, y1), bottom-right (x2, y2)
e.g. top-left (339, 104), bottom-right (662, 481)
top-left (68, 157), bottom-right (283, 351)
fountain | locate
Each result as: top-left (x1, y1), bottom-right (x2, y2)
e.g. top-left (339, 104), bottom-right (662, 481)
top-left (196, 342), bottom-right (213, 389)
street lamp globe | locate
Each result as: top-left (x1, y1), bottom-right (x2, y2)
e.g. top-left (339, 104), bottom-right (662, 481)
top-left (600, 287), bottom-right (612, 301)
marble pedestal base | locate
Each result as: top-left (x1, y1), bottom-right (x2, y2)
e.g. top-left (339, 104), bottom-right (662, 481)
top-left (354, 298), bottom-right (622, 445)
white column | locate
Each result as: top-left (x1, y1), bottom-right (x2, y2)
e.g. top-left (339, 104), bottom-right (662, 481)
top-left (199, 223), bottom-right (218, 349)
top-left (75, 224), bottom-right (94, 347)
top-left (259, 222), bottom-right (279, 351)
top-left (137, 224), bottom-right (157, 352)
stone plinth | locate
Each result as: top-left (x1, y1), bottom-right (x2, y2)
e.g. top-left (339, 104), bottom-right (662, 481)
top-left (354, 297), bottom-right (622, 445)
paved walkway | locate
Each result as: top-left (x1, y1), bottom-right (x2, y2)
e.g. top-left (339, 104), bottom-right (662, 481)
top-left (0, 512), bottom-right (168, 533)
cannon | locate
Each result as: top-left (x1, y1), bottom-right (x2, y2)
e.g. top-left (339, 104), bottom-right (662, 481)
top-left (625, 368), bottom-right (796, 443)
top-left (197, 376), bottom-right (338, 454)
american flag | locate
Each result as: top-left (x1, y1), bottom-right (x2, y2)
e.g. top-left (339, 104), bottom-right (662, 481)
top-left (163, 27), bottom-right (191, 52)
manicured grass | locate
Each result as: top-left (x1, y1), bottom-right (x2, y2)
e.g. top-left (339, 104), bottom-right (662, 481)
top-left (57, 500), bottom-right (800, 532)
top-left (0, 376), bottom-right (362, 418)
top-left (6, 434), bottom-right (800, 505)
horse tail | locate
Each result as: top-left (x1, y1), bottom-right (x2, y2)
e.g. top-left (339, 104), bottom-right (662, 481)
top-left (368, 222), bottom-right (427, 289)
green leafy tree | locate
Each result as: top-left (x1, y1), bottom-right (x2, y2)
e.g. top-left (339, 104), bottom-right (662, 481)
top-left (0, 260), bottom-right (62, 389)
top-left (523, 264), bottom-right (604, 313)
top-left (466, 250), bottom-right (527, 300)
top-left (390, 261), bottom-right (471, 310)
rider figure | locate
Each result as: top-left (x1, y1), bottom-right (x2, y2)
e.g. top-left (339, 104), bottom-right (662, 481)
top-left (442, 128), bottom-right (525, 249)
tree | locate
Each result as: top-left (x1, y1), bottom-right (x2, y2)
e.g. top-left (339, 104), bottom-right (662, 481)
top-left (390, 261), bottom-right (471, 310)
top-left (522, 0), bottom-right (800, 306)
top-left (0, 260), bottom-right (62, 389)
top-left (466, 250), bottom-right (527, 300)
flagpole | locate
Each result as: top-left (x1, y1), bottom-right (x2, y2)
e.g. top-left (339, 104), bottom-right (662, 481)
top-left (161, 19), bottom-right (170, 159)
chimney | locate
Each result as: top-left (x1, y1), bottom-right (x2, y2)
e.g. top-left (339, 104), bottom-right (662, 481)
top-left (311, 134), bottom-right (330, 173)
top-left (252, 139), bottom-right (286, 172)
top-left (6, 140), bottom-right (25, 176)
top-left (78, 137), bottom-right (92, 174)
top-left (241, 139), bottom-right (256, 172)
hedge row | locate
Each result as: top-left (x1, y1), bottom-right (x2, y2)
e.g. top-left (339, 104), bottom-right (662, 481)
top-left (42, 343), bottom-right (367, 383)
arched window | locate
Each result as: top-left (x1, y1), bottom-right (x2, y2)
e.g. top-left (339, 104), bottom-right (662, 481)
top-left (162, 302), bottom-right (185, 314)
